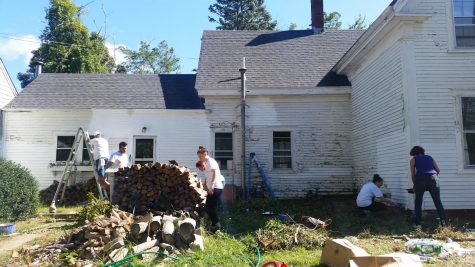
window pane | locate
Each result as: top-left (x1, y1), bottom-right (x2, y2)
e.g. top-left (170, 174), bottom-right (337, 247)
top-left (273, 151), bottom-right (292, 157)
top-left (135, 160), bottom-right (153, 165)
top-left (465, 133), bottom-right (475, 165)
top-left (455, 17), bottom-right (475, 24)
top-left (215, 151), bottom-right (233, 158)
top-left (273, 132), bottom-right (291, 138)
top-left (215, 133), bottom-right (233, 151)
top-left (135, 139), bottom-right (154, 159)
top-left (56, 149), bottom-right (70, 161)
top-left (273, 157), bottom-right (292, 169)
top-left (462, 97), bottom-right (475, 130)
top-left (57, 136), bottom-right (74, 148)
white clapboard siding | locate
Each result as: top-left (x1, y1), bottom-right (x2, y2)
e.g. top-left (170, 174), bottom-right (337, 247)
top-left (204, 94), bottom-right (353, 197)
top-left (409, 0), bottom-right (475, 209)
top-left (3, 109), bottom-right (209, 189)
top-left (349, 42), bottom-right (407, 202)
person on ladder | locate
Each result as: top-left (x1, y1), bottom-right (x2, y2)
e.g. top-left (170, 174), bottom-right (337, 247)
top-left (90, 131), bottom-right (110, 189)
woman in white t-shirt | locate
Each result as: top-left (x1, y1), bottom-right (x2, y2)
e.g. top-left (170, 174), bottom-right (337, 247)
top-left (197, 146), bottom-right (225, 231)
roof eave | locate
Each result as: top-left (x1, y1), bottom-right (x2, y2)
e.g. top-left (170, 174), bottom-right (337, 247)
top-left (333, 6), bottom-right (430, 75)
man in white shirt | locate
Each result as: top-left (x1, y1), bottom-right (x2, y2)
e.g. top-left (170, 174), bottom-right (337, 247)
top-left (107, 142), bottom-right (129, 170)
top-left (356, 174), bottom-right (396, 212)
top-left (90, 131), bottom-right (110, 188)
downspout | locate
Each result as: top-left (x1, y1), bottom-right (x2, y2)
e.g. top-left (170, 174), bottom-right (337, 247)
top-left (239, 58), bottom-right (247, 199)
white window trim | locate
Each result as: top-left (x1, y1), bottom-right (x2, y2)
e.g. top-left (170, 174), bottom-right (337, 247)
top-left (448, 0), bottom-right (475, 51)
top-left (269, 129), bottom-right (296, 173)
top-left (454, 92), bottom-right (475, 173)
top-left (213, 131), bottom-right (234, 172)
top-left (133, 136), bottom-right (156, 164)
top-left (53, 134), bottom-right (87, 164)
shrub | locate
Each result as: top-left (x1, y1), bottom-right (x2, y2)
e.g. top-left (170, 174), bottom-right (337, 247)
top-left (77, 192), bottom-right (114, 225)
top-left (0, 158), bottom-right (39, 221)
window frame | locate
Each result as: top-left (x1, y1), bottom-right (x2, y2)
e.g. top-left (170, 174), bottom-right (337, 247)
top-left (214, 132), bottom-right (233, 171)
top-left (461, 96), bottom-right (475, 167)
top-left (452, 0), bottom-right (475, 48)
top-left (133, 136), bottom-right (156, 165)
top-left (55, 135), bottom-right (90, 163)
top-left (272, 131), bottom-right (293, 170)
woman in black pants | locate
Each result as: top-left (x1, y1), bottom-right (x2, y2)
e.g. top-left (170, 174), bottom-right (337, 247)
top-left (410, 146), bottom-right (447, 229)
top-left (197, 146), bottom-right (225, 232)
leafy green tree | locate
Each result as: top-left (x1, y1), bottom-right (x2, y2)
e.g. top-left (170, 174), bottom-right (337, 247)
top-left (208, 0), bottom-right (277, 30)
top-left (119, 41), bottom-right (180, 74)
top-left (324, 11), bottom-right (342, 29)
top-left (288, 23), bottom-right (297, 31)
top-left (349, 14), bottom-right (367, 29)
top-left (18, 0), bottom-right (114, 88)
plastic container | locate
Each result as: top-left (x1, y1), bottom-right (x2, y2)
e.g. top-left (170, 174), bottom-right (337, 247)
top-left (405, 239), bottom-right (443, 256)
top-left (0, 223), bottom-right (15, 234)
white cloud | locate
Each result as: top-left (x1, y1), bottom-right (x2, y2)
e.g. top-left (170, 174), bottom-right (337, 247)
top-left (105, 43), bottom-right (127, 65)
top-left (0, 35), bottom-right (40, 66)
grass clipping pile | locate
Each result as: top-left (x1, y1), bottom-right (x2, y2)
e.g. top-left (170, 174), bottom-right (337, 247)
top-left (256, 216), bottom-right (329, 251)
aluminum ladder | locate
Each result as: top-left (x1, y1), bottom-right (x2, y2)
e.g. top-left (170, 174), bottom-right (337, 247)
top-left (49, 127), bottom-right (107, 213)
top-left (245, 152), bottom-right (275, 200)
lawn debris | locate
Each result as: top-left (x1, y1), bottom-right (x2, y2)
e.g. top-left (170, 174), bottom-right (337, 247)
top-left (256, 219), bottom-right (328, 251)
top-left (16, 208), bottom-right (204, 265)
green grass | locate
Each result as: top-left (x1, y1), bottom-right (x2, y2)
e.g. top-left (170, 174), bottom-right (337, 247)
top-left (3, 196), bottom-right (475, 267)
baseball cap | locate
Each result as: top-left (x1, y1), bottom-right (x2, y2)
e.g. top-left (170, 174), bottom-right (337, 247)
top-left (94, 131), bottom-right (101, 136)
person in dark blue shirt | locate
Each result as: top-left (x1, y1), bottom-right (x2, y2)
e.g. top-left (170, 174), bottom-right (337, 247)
top-left (410, 146), bottom-right (447, 229)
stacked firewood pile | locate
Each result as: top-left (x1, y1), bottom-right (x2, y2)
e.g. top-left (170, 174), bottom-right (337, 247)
top-left (113, 162), bottom-right (207, 213)
top-left (61, 209), bottom-right (203, 263)
top-left (39, 178), bottom-right (99, 205)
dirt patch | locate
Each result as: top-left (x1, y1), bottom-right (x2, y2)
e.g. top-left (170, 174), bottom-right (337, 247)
top-left (0, 233), bottom-right (43, 253)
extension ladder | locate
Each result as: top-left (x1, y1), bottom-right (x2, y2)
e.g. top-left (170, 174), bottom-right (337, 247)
top-left (49, 127), bottom-right (107, 213)
top-left (246, 152), bottom-right (275, 200)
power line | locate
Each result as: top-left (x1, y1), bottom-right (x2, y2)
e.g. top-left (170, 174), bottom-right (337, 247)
top-left (0, 33), bottom-right (199, 60)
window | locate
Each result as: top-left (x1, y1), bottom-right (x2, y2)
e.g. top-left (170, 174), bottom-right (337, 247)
top-left (215, 133), bottom-right (233, 170)
top-left (462, 97), bottom-right (475, 166)
top-left (273, 132), bottom-right (292, 169)
top-left (134, 137), bottom-right (155, 165)
top-left (453, 0), bottom-right (475, 46)
top-left (56, 136), bottom-right (75, 162)
top-left (56, 136), bottom-right (90, 162)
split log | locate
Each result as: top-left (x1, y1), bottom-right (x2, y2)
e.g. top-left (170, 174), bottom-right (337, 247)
top-left (149, 216), bottom-right (162, 233)
top-left (109, 247), bottom-right (128, 262)
top-left (178, 218), bottom-right (196, 244)
top-left (161, 216), bottom-right (177, 245)
top-left (103, 237), bottom-right (124, 252)
top-left (131, 222), bottom-right (149, 236)
top-left (132, 239), bottom-right (159, 253)
top-left (190, 234), bottom-right (204, 251)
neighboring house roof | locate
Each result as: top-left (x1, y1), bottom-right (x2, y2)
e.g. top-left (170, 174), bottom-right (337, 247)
top-left (6, 73), bottom-right (203, 110)
top-left (196, 29), bottom-right (364, 90)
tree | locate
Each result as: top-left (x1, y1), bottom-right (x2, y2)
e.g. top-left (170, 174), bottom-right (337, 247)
top-left (119, 41), bottom-right (180, 75)
top-left (18, 0), bottom-right (114, 88)
top-left (324, 11), bottom-right (342, 29)
top-left (208, 0), bottom-right (277, 30)
top-left (349, 14), bottom-right (367, 29)
top-left (288, 23), bottom-right (297, 31)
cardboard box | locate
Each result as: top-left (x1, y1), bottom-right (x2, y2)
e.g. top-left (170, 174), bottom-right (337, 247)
top-left (349, 253), bottom-right (422, 267)
top-left (320, 239), bottom-right (370, 267)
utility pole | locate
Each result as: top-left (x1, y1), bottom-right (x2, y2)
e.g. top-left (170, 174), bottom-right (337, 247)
top-left (239, 58), bottom-right (247, 199)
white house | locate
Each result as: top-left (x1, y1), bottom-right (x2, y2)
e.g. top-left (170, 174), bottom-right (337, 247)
top-left (0, 58), bottom-right (18, 157)
top-left (3, 0), bottom-right (475, 210)
top-left (334, 0), bottom-right (475, 210)
top-left (3, 74), bottom-right (209, 189)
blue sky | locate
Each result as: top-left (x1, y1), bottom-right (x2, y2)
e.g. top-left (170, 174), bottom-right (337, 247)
top-left (0, 0), bottom-right (392, 91)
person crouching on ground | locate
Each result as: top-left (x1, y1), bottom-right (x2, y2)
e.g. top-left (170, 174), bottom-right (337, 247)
top-left (196, 146), bottom-right (225, 232)
top-left (356, 174), bottom-right (397, 212)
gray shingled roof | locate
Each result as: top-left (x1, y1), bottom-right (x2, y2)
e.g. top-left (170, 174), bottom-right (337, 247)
top-left (6, 73), bottom-right (202, 110)
top-left (196, 29), bottom-right (364, 90)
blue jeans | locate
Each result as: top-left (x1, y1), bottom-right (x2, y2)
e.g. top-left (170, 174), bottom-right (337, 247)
top-left (206, 189), bottom-right (223, 226)
top-left (95, 158), bottom-right (108, 177)
top-left (414, 173), bottom-right (447, 225)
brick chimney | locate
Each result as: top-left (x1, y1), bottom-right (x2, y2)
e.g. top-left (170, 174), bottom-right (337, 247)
top-left (311, 0), bottom-right (324, 33)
